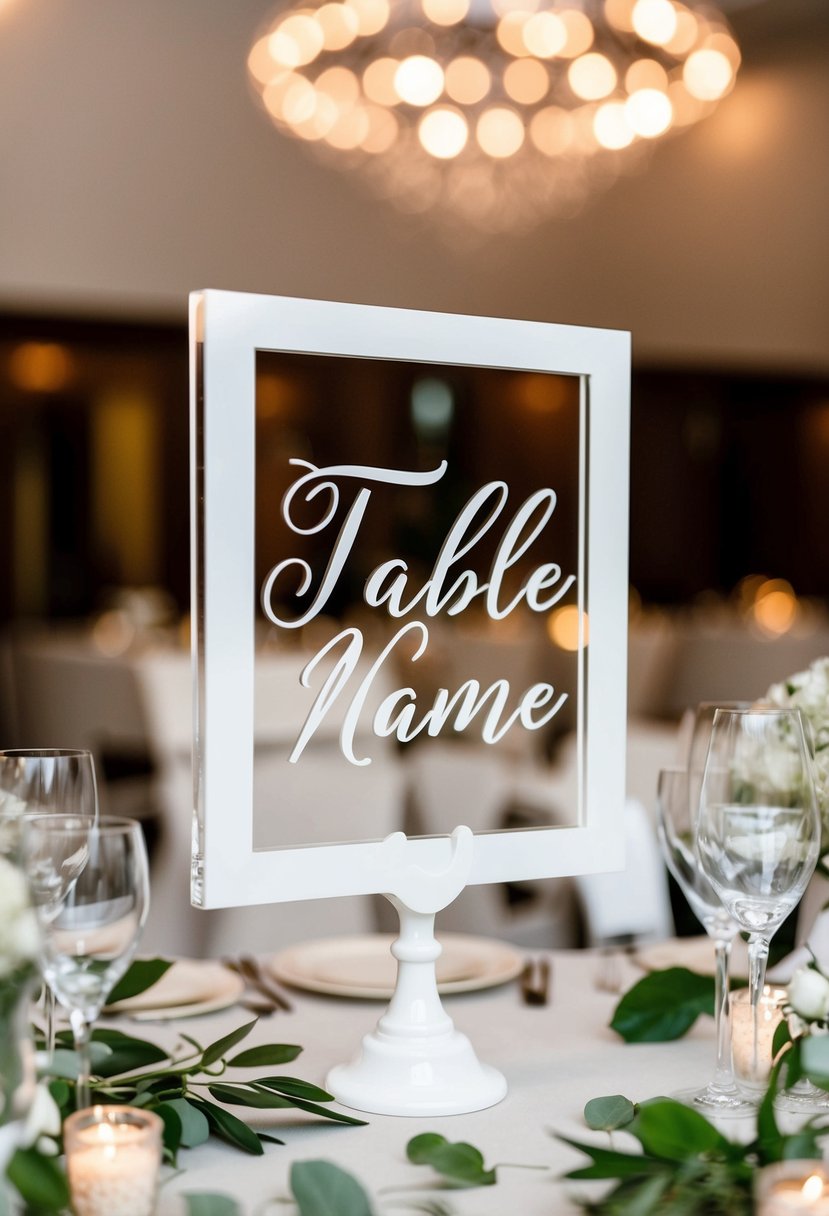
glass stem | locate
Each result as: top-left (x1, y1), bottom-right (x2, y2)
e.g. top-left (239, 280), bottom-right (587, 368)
top-left (747, 934), bottom-right (770, 1087)
top-left (712, 936), bottom-right (735, 1088)
top-left (43, 986), bottom-right (55, 1059)
top-left (69, 1008), bottom-right (92, 1110)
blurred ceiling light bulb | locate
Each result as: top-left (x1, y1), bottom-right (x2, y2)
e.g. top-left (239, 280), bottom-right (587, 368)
top-left (476, 106), bottom-right (525, 156)
top-left (269, 15), bottom-right (324, 67)
top-left (418, 106), bottom-right (469, 156)
top-left (547, 604), bottom-right (588, 651)
top-left (522, 11), bottom-right (567, 57)
top-left (496, 11), bottom-right (533, 56)
top-left (504, 58), bottom-right (549, 104)
top-left (422, 0), bottom-right (469, 25)
top-left (345, 0), bottom-right (390, 35)
top-left (594, 100), bottom-right (635, 148)
top-left (445, 56), bottom-right (490, 103)
top-left (625, 57), bottom-right (668, 93)
top-left (604, 0), bottom-right (636, 31)
top-left (568, 52), bottom-right (616, 100)
top-left (316, 3), bottom-right (359, 50)
top-left (558, 9), bottom-right (595, 57)
top-left (632, 0), bottom-right (678, 46)
top-left (683, 47), bottom-right (733, 99)
top-left (395, 54), bottom-right (444, 105)
top-left (362, 57), bottom-right (399, 104)
top-left (625, 87), bottom-right (672, 136)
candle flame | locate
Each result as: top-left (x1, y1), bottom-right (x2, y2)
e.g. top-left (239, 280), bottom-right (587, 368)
top-left (803, 1174), bottom-right (825, 1202)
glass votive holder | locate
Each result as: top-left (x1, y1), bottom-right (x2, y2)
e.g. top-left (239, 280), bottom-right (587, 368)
top-left (64, 1105), bottom-right (163, 1216)
top-left (756, 1160), bottom-right (829, 1214)
top-left (731, 985), bottom-right (787, 1093)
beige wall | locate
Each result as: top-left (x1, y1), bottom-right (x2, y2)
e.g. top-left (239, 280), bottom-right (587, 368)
top-left (0, 0), bottom-right (827, 371)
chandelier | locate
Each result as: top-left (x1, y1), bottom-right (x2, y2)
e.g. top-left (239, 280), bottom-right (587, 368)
top-left (248, 0), bottom-right (740, 232)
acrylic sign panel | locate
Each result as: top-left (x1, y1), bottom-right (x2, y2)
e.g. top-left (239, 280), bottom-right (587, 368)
top-left (190, 291), bottom-right (629, 909)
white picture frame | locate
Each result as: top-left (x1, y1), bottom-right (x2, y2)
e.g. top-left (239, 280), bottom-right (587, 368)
top-left (189, 288), bottom-right (630, 912)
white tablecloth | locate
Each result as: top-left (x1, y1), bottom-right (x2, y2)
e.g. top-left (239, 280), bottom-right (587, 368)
top-left (131, 949), bottom-right (722, 1214)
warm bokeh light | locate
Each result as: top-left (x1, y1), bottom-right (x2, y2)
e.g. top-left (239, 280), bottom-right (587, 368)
top-left (316, 66), bottom-right (361, 104)
top-left (394, 55), bottom-right (444, 105)
top-left (503, 58), bottom-right (549, 105)
top-left (683, 48), bottom-right (734, 100)
top-left (496, 11), bottom-right (532, 57)
top-left (604, 0), bottom-right (635, 32)
top-left (522, 10), bottom-right (567, 57)
top-left (444, 56), bottom-right (490, 104)
top-left (594, 101), bottom-right (634, 149)
top-left (547, 604), bottom-right (589, 651)
top-left (316, 3), bottom-right (359, 51)
top-left (568, 52), bottom-right (616, 101)
top-left (752, 579), bottom-right (799, 637)
top-left (248, 36), bottom-right (278, 86)
top-left (558, 9), bottom-right (595, 57)
top-left (344, 0), bottom-right (390, 36)
top-left (362, 57), bottom-right (399, 105)
top-left (476, 106), bottom-right (525, 157)
top-left (418, 106), bottom-right (469, 157)
top-left (269, 14), bottom-right (324, 68)
top-left (361, 104), bottom-right (399, 152)
top-left (529, 105), bottom-right (574, 154)
top-left (422, 0), bottom-right (469, 25)
top-left (9, 342), bottom-right (74, 393)
top-left (625, 58), bottom-right (668, 93)
top-left (625, 87), bottom-right (672, 137)
top-left (663, 5), bottom-right (698, 54)
top-left (631, 0), bottom-right (677, 46)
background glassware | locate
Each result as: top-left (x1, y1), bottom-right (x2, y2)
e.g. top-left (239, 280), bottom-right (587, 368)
top-left (24, 814), bottom-right (149, 1108)
top-left (657, 767), bottom-right (753, 1114)
top-left (687, 701), bottom-right (754, 826)
top-left (0, 749), bottom-right (99, 1055)
top-left (696, 707), bottom-right (819, 1095)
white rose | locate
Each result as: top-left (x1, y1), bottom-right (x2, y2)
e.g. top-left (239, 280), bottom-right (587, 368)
top-left (788, 967), bottom-right (829, 1021)
top-left (21, 1082), bottom-right (61, 1147)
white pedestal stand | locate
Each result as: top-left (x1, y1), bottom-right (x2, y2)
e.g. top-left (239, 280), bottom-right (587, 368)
top-left (327, 826), bottom-right (507, 1117)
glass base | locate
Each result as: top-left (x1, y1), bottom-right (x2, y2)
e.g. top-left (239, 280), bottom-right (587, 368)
top-left (672, 1083), bottom-right (757, 1117)
top-left (775, 1081), bottom-right (829, 1116)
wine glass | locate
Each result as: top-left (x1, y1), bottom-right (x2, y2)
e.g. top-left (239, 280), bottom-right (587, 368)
top-left (0, 749), bottom-right (99, 1054)
top-left (24, 814), bottom-right (149, 1108)
top-left (656, 767), bottom-right (754, 1114)
top-left (686, 702), bottom-right (754, 825)
top-left (696, 708), bottom-right (819, 1095)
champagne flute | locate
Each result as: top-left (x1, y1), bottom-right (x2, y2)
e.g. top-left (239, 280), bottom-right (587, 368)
top-left (696, 708), bottom-right (819, 1093)
top-left (657, 767), bottom-right (754, 1114)
top-left (0, 749), bottom-right (99, 1054)
top-left (24, 814), bottom-right (149, 1108)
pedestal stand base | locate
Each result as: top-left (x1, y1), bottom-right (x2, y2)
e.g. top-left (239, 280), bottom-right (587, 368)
top-left (326, 828), bottom-right (507, 1116)
top-left (328, 1027), bottom-right (506, 1117)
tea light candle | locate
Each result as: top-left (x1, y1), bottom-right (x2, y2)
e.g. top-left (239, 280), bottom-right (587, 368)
top-left (64, 1105), bottom-right (162, 1216)
top-left (757, 1161), bottom-right (829, 1214)
top-left (731, 985), bottom-right (787, 1091)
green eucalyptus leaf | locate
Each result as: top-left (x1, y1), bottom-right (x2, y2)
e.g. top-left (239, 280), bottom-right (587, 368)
top-left (282, 1095), bottom-right (367, 1126)
top-left (290, 1160), bottom-right (375, 1216)
top-left (252, 1076), bottom-right (333, 1101)
top-left (7, 1146), bottom-right (71, 1211)
top-left (559, 1137), bottom-right (667, 1181)
top-left (610, 968), bottom-right (715, 1043)
top-left (208, 1083), bottom-right (294, 1110)
top-left (201, 1019), bottom-right (258, 1068)
top-left (629, 1100), bottom-right (730, 1161)
top-left (405, 1133), bottom-right (496, 1188)
top-left (781, 1129), bottom-right (824, 1160)
top-left (801, 1036), bottom-right (829, 1088)
top-left (106, 957), bottom-right (173, 1005)
top-left (47, 1078), bottom-right (70, 1110)
top-left (181, 1193), bottom-right (242, 1216)
top-left (584, 1095), bottom-right (637, 1132)
top-left (193, 1098), bottom-right (264, 1155)
top-left (407, 1133), bottom-right (447, 1164)
top-left (227, 1044), bottom-right (303, 1068)
top-left (257, 1132), bottom-right (286, 1145)
top-left (163, 1098), bottom-right (211, 1148)
top-left (91, 1028), bottom-right (169, 1076)
top-left (772, 1019), bottom-right (792, 1060)
top-left (153, 1101), bottom-right (184, 1162)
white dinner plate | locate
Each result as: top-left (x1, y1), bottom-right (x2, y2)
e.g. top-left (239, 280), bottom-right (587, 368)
top-left (268, 933), bottom-right (525, 999)
top-left (635, 935), bottom-right (749, 980)
top-left (105, 959), bottom-right (245, 1020)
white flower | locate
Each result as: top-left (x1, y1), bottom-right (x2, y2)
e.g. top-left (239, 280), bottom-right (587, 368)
top-left (788, 966), bottom-right (829, 1021)
top-left (0, 854), bottom-right (39, 977)
top-left (20, 1082), bottom-right (61, 1148)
